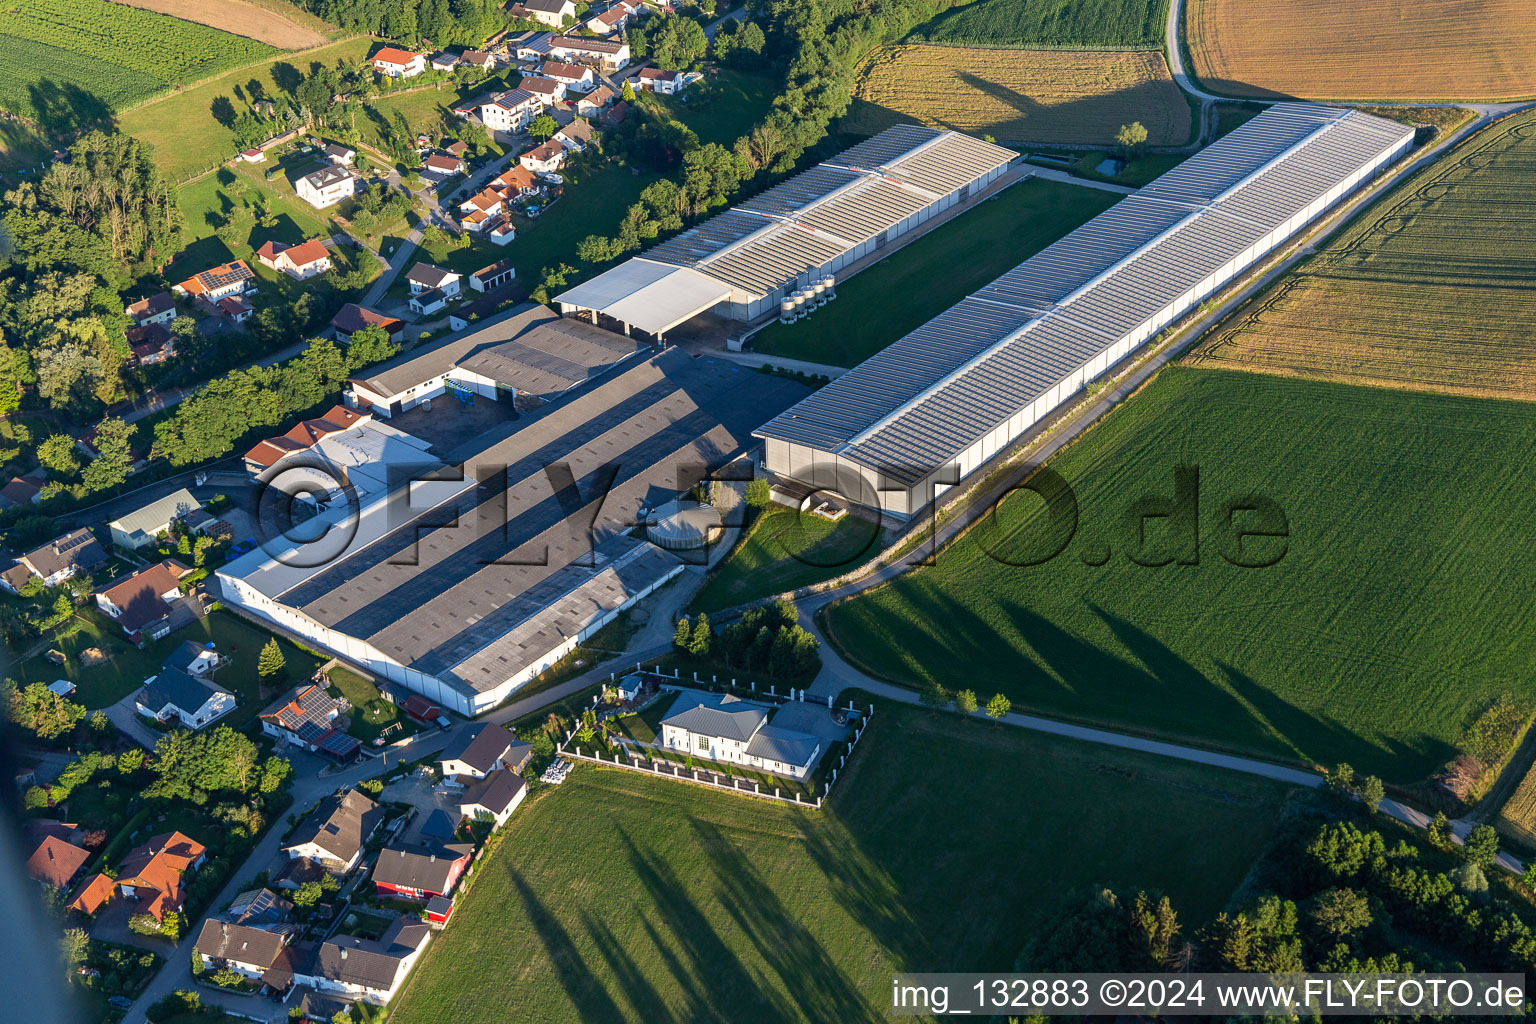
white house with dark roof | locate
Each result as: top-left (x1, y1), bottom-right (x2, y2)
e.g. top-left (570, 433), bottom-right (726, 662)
top-left (282, 789), bottom-right (384, 873)
top-left (298, 918), bottom-right (431, 1003)
top-left (294, 165), bottom-right (361, 209)
top-left (514, 0), bottom-right (577, 28)
top-left (458, 769), bottom-right (527, 829)
top-left (195, 919), bottom-right (295, 980)
top-left (405, 263), bottom-right (462, 298)
top-left (659, 693), bottom-right (823, 778)
top-left (135, 643), bottom-right (235, 729)
top-left (0, 528), bottom-right (106, 593)
top-left (437, 722), bottom-right (514, 781)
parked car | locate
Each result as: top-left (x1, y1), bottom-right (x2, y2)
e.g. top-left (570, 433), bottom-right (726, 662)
top-left (435, 715), bottom-right (452, 731)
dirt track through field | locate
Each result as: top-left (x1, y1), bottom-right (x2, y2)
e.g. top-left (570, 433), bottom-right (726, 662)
top-left (1187, 0), bottom-right (1536, 101)
top-left (109, 0), bottom-right (328, 49)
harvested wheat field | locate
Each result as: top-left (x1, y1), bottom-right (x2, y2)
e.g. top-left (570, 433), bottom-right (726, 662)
top-left (1497, 763), bottom-right (1536, 849)
top-left (110, 0), bottom-right (330, 49)
top-left (1191, 111), bottom-right (1536, 400)
top-left (1187, 0), bottom-right (1536, 101)
top-left (846, 45), bottom-right (1190, 146)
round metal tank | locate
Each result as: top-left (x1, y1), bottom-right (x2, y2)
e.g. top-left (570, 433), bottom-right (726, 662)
top-left (811, 279), bottom-right (826, 305)
top-left (823, 273), bottom-right (837, 299)
top-left (646, 500), bottom-right (723, 551)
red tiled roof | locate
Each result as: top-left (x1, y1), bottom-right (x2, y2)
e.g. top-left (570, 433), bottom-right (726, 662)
top-left (26, 835), bottom-right (90, 888)
top-left (285, 238), bottom-right (331, 267)
top-left (118, 831), bottom-right (205, 920)
top-left (176, 260), bottom-right (253, 297)
top-left (68, 872), bottom-right (115, 915)
top-left (372, 46), bottom-right (422, 66)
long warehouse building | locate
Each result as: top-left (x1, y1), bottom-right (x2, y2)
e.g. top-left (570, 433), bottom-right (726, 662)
top-left (755, 103), bottom-right (1416, 517)
top-left (554, 125), bottom-right (1017, 335)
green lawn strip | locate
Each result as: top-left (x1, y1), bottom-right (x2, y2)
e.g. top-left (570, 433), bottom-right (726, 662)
top-left (827, 366), bottom-right (1536, 783)
top-left (327, 666), bottom-right (419, 744)
top-left (117, 36), bottom-right (374, 182)
top-left (606, 690), bottom-right (678, 746)
top-left (751, 178), bottom-right (1117, 367)
top-left (391, 698), bottom-right (1289, 1024)
top-left (511, 158), bottom-right (661, 286)
top-left (690, 506), bottom-right (887, 614)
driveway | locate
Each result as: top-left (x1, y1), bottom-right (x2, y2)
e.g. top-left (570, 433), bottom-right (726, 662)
top-left (103, 695), bottom-right (160, 748)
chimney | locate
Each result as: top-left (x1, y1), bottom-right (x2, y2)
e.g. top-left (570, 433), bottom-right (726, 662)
top-left (340, 949), bottom-right (348, 960)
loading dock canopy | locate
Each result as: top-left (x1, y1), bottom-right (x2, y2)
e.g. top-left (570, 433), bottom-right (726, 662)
top-left (555, 259), bottom-right (731, 335)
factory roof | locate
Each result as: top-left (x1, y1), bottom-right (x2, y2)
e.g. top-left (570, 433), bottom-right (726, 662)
top-left (756, 104), bottom-right (1415, 485)
top-left (556, 125), bottom-right (1016, 315)
top-left (226, 350), bottom-right (809, 699)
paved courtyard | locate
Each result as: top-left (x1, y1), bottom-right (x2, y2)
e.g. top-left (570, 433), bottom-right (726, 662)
top-left (388, 392), bottom-right (518, 457)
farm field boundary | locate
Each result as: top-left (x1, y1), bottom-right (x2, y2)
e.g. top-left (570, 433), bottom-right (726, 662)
top-left (1191, 108), bottom-right (1536, 400)
top-left (1185, 0), bottom-right (1536, 101)
top-left (846, 44), bottom-right (1191, 147)
top-left (109, 0), bottom-right (332, 49)
top-left (0, 0), bottom-right (278, 126)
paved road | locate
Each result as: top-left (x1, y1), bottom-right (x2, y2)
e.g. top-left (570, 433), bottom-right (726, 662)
top-left (1025, 165), bottom-right (1138, 194)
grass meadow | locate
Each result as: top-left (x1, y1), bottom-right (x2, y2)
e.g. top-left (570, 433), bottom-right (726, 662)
top-left (908, 0), bottom-right (1168, 49)
top-left (846, 45), bottom-right (1190, 147)
top-left (0, 0), bottom-right (278, 127)
top-left (1186, 0), bottom-right (1536, 100)
top-left (117, 36), bottom-right (372, 182)
top-left (1192, 110), bottom-right (1536, 400)
top-left (390, 700), bottom-right (1291, 1024)
top-left (824, 367), bottom-right (1536, 783)
top-left (690, 506), bottom-right (887, 614)
top-left (751, 178), bottom-right (1118, 366)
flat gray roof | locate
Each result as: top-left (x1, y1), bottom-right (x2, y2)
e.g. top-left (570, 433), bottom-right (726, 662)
top-left (756, 104), bottom-right (1415, 485)
top-left (260, 349), bottom-right (810, 696)
top-left (348, 302), bottom-right (639, 399)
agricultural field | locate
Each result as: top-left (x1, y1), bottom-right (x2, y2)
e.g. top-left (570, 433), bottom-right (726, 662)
top-left (824, 367), bottom-right (1536, 783)
top-left (752, 178), bottom-right (1118, 366)
top-left (1192, 110), bottom-right (1536, 400)
top-left (1186, 0), bottom-right (1536, 101)
top-left (846, 45), bottom-right (1190, 146)
top-left (117, 36), bottom-right (373, 181)
top-left (1495, 761), bottom-right (1536, 850)
top-left (0, 0), bottom-right (278, 128)
top-left (111, 0), bottom-right (333, 49)
top-left (390, 700), bottom-right (1291, 1024)
top-left (909, 0), bottom-right (1168, 49)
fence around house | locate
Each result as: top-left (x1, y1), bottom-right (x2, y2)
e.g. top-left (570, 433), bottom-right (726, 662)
top-left (560, 673), bottom-right (876, 809)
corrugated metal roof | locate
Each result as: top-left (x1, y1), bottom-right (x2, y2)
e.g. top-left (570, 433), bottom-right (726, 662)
top-left (557, 125), bottom-right (1017, 312)
top-left (757, 104), bottom-right (1415, 486)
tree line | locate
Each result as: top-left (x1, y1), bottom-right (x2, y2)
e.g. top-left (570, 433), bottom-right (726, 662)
top-left (673, 599), bottom-right (821, 679)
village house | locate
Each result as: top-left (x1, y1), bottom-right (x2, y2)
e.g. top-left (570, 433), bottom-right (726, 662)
top-left (107, 488), bottom-right (200, 550)
top-left (437, 722), bottom-right (517, 782)
top-left (480, 88), bottom-right (541, 132)
top-left (125, 291), bottom-right (176, 327)
top-left (294, 165), bottom-right (361, 209)
top-left (554, 117), bottom-right (596, 153)
top-left (486, 217), bottom-right (516, 246)
top-left (256, 238), bottom-right (334, 280)
top-left (240, 148), bottom-right (267, 163)
top-left (520, 75), bottom-right (565, 106)
top-left (298, 918), bottom-right (431, 1004)
top-left (659, 692), bottom-right (824, 779)
top-left (331, 304), bottom-right (404, 344)
top-left (429, 51), bottom-right (459, 72)
top-left (67, 872), bottom-right (117, 917)
top-left (259, 684), bottom-right (360, 761)
top-left (421, 153), bottom-right (465, 180)
top-left (458, 769), bottom-right (528, 829)
top-left (513, 0), bottom-right (577, 28)
top-left (324, 144), bottom-right (356, 166)
top-left (636, 66), bottom-right (684, 94)
top-left (116, 831), bottom-right (206, 923)
top-left (540, 60), bottom-right (595, 92)
top-left (548, 35), bottom-right (630, 72)
top-left (0, 474), bottom-right (43, 513)
top-left (218, 295), bottom-right (255, 323)
top-left (576, 84), bottom-right (616, 117)
top-left (585, 4), bottom-right (631, 35)
top-left (96, 560), bottom-right (191, 643)
top-left (134, 642), bottom-right (234, 728)
top-left (409, 288), bottom-right (450, 316)
top-left (372, 842), bottom-right (474, 902)
top-left (195, 919), bottom-right (296, 981)
top-left (405, 263), bottom-right (462, 298)
top-left (226, 886), bottom-right (294, 924)
top-left (128, 323), bottom-right (175, 366)
top-left (172, 260), bottom-right (255, 304)
top-left (371, 46), bottom-right (426, 78)
top-left (519, 139), bottom-right (566, 174)
top-left (459, 49), bottom-right (495, 71)
top-left (24, 821), bottom-right (91, 891)
top-left (282, 789), bottom-right (384, 874)
top-left (0, 528), bottom-right (106, 594)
